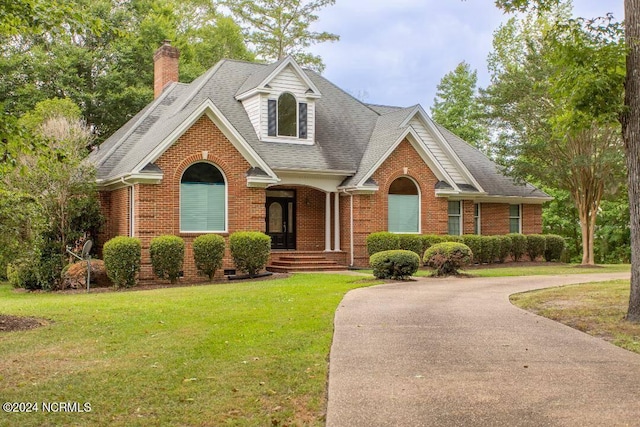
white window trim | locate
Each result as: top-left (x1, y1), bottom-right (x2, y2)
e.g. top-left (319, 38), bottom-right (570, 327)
top-left (388, 176), bottom-right (421, 234)
top-left (509, 204), bottom-right (522, 234)
top-left (179, 161), bottom-right (229, 234)
top-left (448, 200), bottom-right (463, 236)
top-left (474, 203), bottom-right (481, 235)
top-left (276, 92), bottom-right (299, 138)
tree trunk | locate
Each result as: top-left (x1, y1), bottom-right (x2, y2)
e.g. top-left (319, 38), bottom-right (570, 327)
top-left (624, 0), bottom-right (640, 321)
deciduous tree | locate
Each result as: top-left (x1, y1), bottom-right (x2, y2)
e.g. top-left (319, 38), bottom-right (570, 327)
top-left (431, 61), bottom-right (488, 149)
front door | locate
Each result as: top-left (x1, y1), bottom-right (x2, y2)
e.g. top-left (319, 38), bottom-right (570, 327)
top-left (266, 194), bottom-right (296, 249)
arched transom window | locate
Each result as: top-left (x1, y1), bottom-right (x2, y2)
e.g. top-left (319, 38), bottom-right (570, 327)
top-left (180, 162), bottom-right (226, 232)
top-left (388, 177), bottom-right (420, 233)
top-left (277, 92), bottom-right (297, 137)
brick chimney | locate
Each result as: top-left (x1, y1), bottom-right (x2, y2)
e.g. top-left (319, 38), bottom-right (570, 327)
top-left (153, 40), bottom-right (180, 99)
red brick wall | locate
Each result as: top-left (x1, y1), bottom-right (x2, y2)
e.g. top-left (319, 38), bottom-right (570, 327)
top-left (523, 204), bottom-right (543, 234)
top-left (132, 115), bottom-right (266, 280)
top-left (479, 203), bottom-right (510, 235)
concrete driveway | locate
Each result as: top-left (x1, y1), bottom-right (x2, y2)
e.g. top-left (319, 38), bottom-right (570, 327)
top-left (326, 272), bottom-right (639, 426)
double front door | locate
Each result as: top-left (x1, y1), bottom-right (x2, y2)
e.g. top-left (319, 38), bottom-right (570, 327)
top-left (266, 191), bottom-right (296, 250)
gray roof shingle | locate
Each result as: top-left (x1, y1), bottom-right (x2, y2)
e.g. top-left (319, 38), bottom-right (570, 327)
top-left (90, 58), bottom-right (548, 201)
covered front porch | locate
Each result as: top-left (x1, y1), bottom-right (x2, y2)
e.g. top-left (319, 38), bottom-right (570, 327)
top-left (263, 185), bottom-right (349, 271)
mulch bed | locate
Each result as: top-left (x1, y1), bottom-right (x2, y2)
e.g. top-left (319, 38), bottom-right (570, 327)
top-left (0, 315), bottom-right (50, 332)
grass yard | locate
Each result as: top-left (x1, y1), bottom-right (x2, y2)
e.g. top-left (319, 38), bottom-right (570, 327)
top-left (510, 279), bottom-right (640, 355)
top-left (0, 274), bottom-right (380, 427)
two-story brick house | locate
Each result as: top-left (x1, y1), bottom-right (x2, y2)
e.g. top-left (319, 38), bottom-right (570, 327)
top-left (89, 41), bottom-right (550, 279)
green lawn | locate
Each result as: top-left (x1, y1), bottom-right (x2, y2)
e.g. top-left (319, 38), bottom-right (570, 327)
top-left (511, 279), bottom-right (640, 354)
top-left (0, 274), bottom-right (380, 427)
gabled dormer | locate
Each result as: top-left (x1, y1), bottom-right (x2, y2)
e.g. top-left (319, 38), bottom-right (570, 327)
top-left (235, 56), bottom-right (321, 145)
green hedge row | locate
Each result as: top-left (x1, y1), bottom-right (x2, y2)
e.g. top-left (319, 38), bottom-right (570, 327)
top-left (102, 231), bottom-right (272, 287)
top-left (366, 232), bottom-right (566, 265)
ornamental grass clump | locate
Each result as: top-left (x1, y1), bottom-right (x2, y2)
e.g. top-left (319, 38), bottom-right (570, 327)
top-left (103, 236), bottom-right (141, 288)
top-left (366, 232), bottom-right (399, 255)
top-left (369, 250), bottom-right (420, 280)
top-left (423, 242), bottom-right (472, 276)
top-left (229, 231), bottom-right (271, 277)
top-left (544, 234), bottom-right (566, 262)
top-left (193, 234), bottom-right (226, 280)
top-left (150, 235), bottom-right (185, 283)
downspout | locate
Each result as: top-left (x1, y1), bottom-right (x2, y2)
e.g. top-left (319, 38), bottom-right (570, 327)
top-left (120, 177), bottom-right (135, 237)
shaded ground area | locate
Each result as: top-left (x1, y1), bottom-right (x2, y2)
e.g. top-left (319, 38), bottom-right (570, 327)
top-left (0, 315), bottom-right (49, 332)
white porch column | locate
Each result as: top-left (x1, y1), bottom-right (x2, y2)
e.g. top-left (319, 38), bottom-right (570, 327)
top-left (334, 192), bottom-right (340, 251)
top-left (325, 192), bottom-right (332, 251)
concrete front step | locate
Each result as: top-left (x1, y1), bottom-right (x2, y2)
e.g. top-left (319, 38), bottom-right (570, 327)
top-left (267, 265), bottom-right (347, 273)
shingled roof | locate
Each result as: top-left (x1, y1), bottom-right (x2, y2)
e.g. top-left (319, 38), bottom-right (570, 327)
top-left (89, 58), bottom-right (549, 200)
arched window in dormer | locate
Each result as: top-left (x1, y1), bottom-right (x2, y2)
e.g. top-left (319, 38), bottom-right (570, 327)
top-left (267, 93), bottom-right (308, 140)
top-left (277, 92), bottom-right (297, 137)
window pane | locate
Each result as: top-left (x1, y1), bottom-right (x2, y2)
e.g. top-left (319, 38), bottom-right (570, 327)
top-left (448, 201), bottom-right (460, 215)
top-left (278, 93), bottom-right (297, 136)
top-left (510, 218), bottom-right (520, 234)
top-left (181, 182), bottom-right (225, 232)
top-left (448, 216), bottom-right (461, 235)
top-left (389, 177), bottom-right (418, 195)
top-left (509, 204), bottom-right (520, 217)
top-left (388, 194), bottom-right (419, 233)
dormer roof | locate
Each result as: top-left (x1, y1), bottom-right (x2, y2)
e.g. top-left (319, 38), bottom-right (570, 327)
top-left (235, 56), bottom-right (321, 101)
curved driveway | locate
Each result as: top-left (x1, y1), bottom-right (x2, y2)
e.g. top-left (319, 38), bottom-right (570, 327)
top-left (326, 273), bottom-right (639, 426)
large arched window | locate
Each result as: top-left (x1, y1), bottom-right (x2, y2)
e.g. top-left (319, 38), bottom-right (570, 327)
top-left (277, 92), bottom-right (297, 137)
top-left (388, 177), bottom-right (420, 233)
top-left (180, 162), bottom-right (226, 232)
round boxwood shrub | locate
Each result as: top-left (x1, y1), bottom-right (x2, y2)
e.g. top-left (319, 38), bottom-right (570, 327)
top-left (544, 234), bottom-right (566, 262)
top-left (526, 234), bottom-right (546, 261)
top-left (420, 234), bottom-right (447, 255)
top-left (193, 234), bottom-right (226, 280)
top-left (480, 235), bottom-right (500, 264)
top-left (398, 234), bottom-right (423, 256)
top-left (103, 236), bottom-right (141, 288)
top-left (508, 233), bottom-right (527, 262)
top-left (495, 235), bottom-right (513, 263)
top-left (423, 242), bottom-right (473, 276)
top-left (461, 235), bottom-right (482, 264)
top-left (150, 235), bottom-right (185, 283)
top-left (369, 250), bottom-right (420, 280)
top-left (229, 231), bottom-right (271, 277)
top-left (366, 232), bottom-right (400, 256)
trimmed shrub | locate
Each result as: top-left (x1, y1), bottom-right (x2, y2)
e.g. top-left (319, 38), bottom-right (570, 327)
top-left (193, 234), bottom-right (226, 280)
top-left (366, 232), bottom-right (399, 255)
top-left (544, 234), bottom-right (566, 262)
top-left (526, 234), bottom-right (547, 261)
top-left (150, 235), bottom-right (185, 283)
top-left (461, 235), bottom-right (482, 263)
top-left (480, 236), bottom-right (499, 264)
top-left (423, 242), bottom-right (473, 276)
top-left (229, 231), bottom-right (271, 276)
top-left (103, 236), bottom-right (141, 288)
top-left (508, 233), bottom-right (527, 262)
top-left (495, 235), bottom-right (513, 263)
top-left (398, 234), bottom-right (423, 256)
top-left (370, 250), bottom-right (420, 280)
top-left (62, 259), bottom-right (111, 289)
top-left (443, 235), bottom-right (463, 243)
top-left (421, 234), bottom-right (447, 255)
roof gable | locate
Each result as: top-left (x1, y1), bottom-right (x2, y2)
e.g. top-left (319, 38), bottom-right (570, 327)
top-left (235, 56), bottom-right (321, 101)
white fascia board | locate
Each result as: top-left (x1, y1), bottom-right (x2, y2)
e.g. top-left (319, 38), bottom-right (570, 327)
top-left (472, 195), bottom-right (553, 205)
top-left (235, 87), bottom-right (270, 102)
top-left (274, 168), bottom-right (355, 176)
top-left (357, 127), bottom-right (459, 190)
top-left (406, 106), bottom-right (485, 193)
top-left (97, 172), bottom-right (164, 190)
top-left (273, 170), bottom-right (348, 193)
top-left (133, 99), bottom-right (277, 181)
top-left (337, 186), bottom-right (379, 194)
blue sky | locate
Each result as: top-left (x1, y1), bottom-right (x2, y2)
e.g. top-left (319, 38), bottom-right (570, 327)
top-left (308, 0), bottom-right (624, 111)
